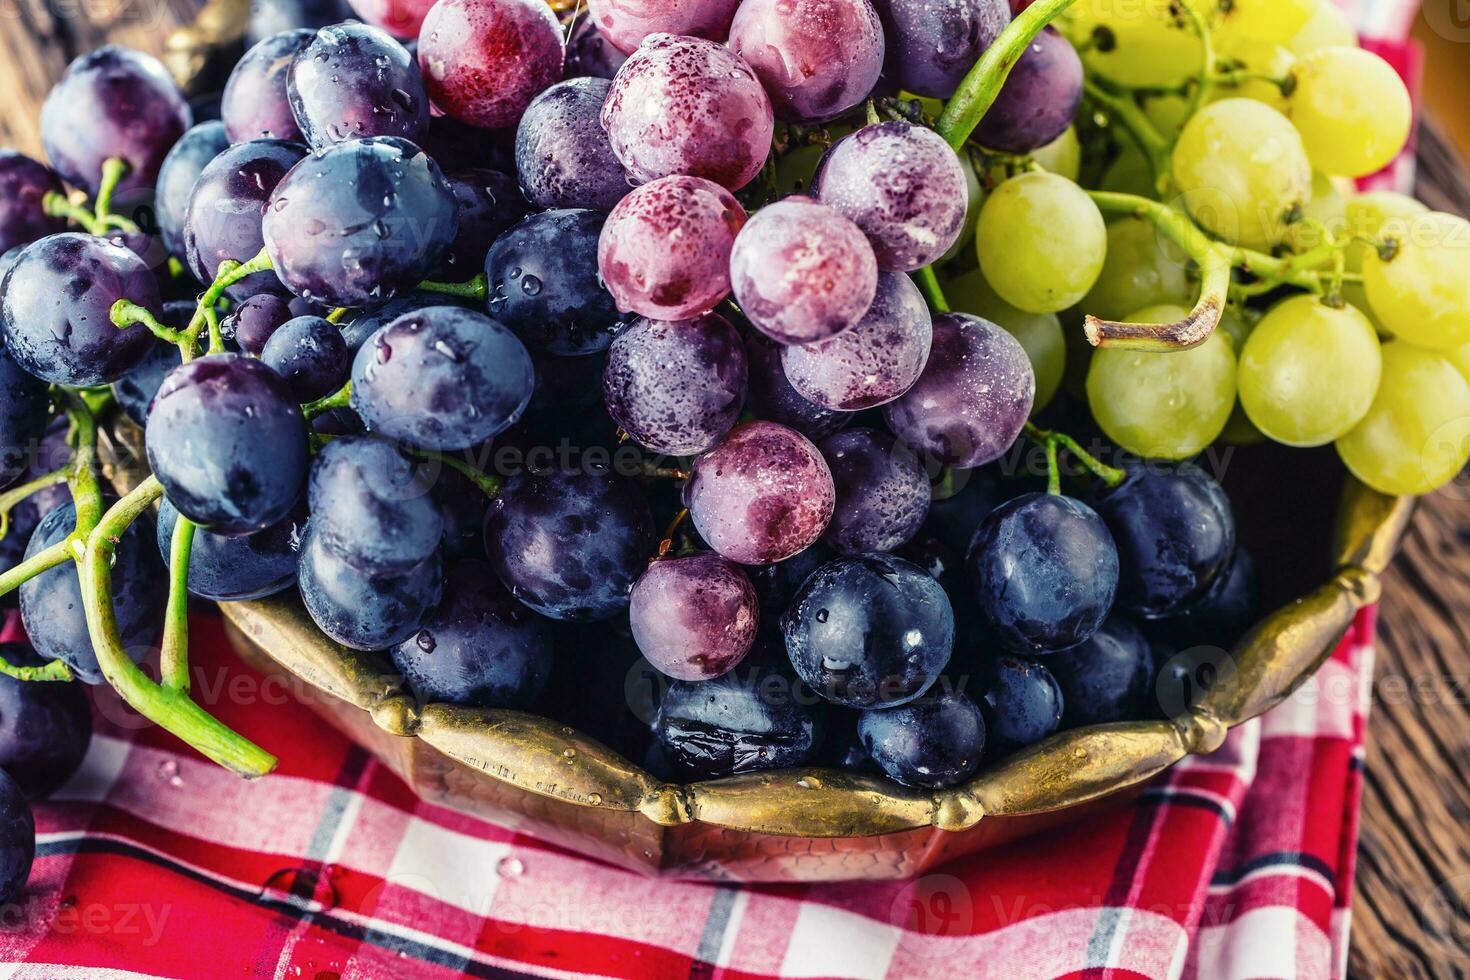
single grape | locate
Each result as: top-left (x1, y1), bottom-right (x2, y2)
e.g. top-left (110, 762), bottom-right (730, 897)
top-left (298, 525), bottom-right (443, 650)
top-left (154, 122), bottom-right (229, 262)
top-left (976, 656), bottom-right (1063, 755)
top-left (259, 315), bottom-right (349, 401)
top-left (945, 269), bottom-right (1064, 414)
top-left (0, 152), bottom-right (63, 256)
top-left (1092, 460), bottom-right (1236, 620)
top-left (263, 137), bottom-right (459, 308)
top-left (485, 465), bottom-right (655, 621)
top-left (1336, 342), bottom-right (1470, 497)
top-left (249, 0), bottom-right (353, 44)
top-left (1288, 2), bottom-right (1357, 53)
top-left (597, 175), bottom-right (746, 320)
top-left (308, 435), bottom-right (442, 575)
top-left (486, 209), bottom-right (628, 355)
top-left (286, 23), bottom-right (429, 150)
top-left (1047, 617), bottom-right (1152, 727)
top-left (184, 138), bottom-right (308, 297)
top-left (818, 428), bottom-right (930, 555)
top-left (813, 122), bottom-right (968, 272)
top-left (1, 233), bottom-right (159, 386)
top-left (157, 496), bottom-right (304, 602)
top-left (975, 171), bottom-right (1107, 313)
top-left (347, 0), bottom-right (436, 36)
top-left (148, 353), bottom-right (309, 534)
top-left (727, 0), bottom-right (884, 123)
top-left (1156, 549), bottom-right (1258, 651)
top-left (967, 492), bottom-right (1119, 656)
top-left (1341, 191), bottom-right (1427, 331)
top-left (40, 46), bottom-right (192, 196)
top-left (222, 30), bottom-right (313, 143)
top-left (782, 553), bottom-right (953, 708)
top-left (858, 689), bottom-right (984, 788)
top-left (630, 553), bottom-right (759, 681)
top-left (418, 0), bottom-right (563, 129)
top-left (514, 78), bottom-right (630, 212)
top-left (1363, 211), bottom-right (1470, 351)
top-left (586, 0), bottom-right (742, 54)
top-left (742, 329), bottom-right (849, 440)
top-left (1217, 0), bottom-right (1318, 44)
top-left (1080, 216), bottom-right (1193, 322)
top-left (1286, 47), bottom-right (1411, 178)
top-left (1030, 126), bottom-right (1082, 181)
top-left (0, 643), bottom-right (91, 799)
top-left (600, 34), bottom-right (773, 192)
top-left (439, 169), bottom-right (526, 280)
top-left (602, 313), bottom-right (747, 456)
top-left (780, 271), bottom-right (931, 411)
top-left (685, 421), bottom-right (835, 565)
top-left (872, 0), bottom-right (1010, 98)
top-left (0, 770), bottom-right (32, 905)
top-left (1237, 295), bottom-right (1382, 447)
top-left (0, 338), bottom-right (50, 489)
top-left (884, 312), bottom-right (1035, 470)
top-left (1172, 98), bottom-right (1312, 250)
top-left (729, 196), bottom-right (878, 346)
top-left (975, 28), bottom-right (1082, 154)
top-left (1069, 0), bottom-right (1202, 90)
top-left (20, 500), bottom-right (164, 684)
top-left (1087, 306), bottom-right (1237, 460)
top-left (566, 12), bottom-right (629, 79)
top-left (222, 293), bottom-right (293, 355)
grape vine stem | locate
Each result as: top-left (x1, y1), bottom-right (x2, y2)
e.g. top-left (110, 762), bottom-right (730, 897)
top-left (419, 274), bottom-right (488, 301)
top-left (1023, 422), bottom-right (1128, 489)
top-left (161, 515), bottom-right (196, 693)
top-left (0, 466), bottom-right (67, 540)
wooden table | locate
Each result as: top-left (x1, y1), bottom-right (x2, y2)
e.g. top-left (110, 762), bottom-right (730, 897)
top-left (3, 9), bottom-right (1470, 979)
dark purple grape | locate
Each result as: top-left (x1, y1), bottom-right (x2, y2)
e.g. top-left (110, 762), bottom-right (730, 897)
top-left (629, 553), bottom-right (759, 681)
top-left (147, 353), bottom-right (309, 534)
top-left (742, 330), bottom-right (849, 440)
top-left (0, 337), bottom-right (50, 489)
top-left (484, 465), bottom-right (655, 622)
top-left (883, 313), bottom-right (1035, 469)
top-left (40, 46), bottom-right (192, 196)
top-left (486, 209), bottom-right (628, 355)
top-left (0, 152), bottom-right (64, 255)
top-left (782, 553), bottom-right (953, 708)
top-left (19, 500), bottom-right (164, 684)
top-left (0, 643), bottom-right (91, 799)
top-left (730, 197), bottom-right (878, 345)
top-left (0, 233), bottom-right (158, 385)
top-left (602, 313), bottom-right (747, 455)
top-left (111, 302), bottom-right (193, 425)
top-left (814, 122), bottom-right (969, 271)
top-left (433, 464), bottom-right (491, 559)
top-left (286, 23), bottom-right (429, 150)
top-left (157, 496), bottom-right (303, 602)
top-left (600, 33), bottom-right (773, 192)
top-left (727, 0), bottom-right (885, 123)
top-left (340, 289), bottom-right (476, 353)
top-left (858, 688), bottom-right (984, 788)
top-left (222, 30), bottom-right (314, 143)
top-left (183, 138), bottom-right (308, 297)
top-left (154, 122), bottom-right (230, 262)
top-left (263, 137), bottom-right (458, 308)
top-left (587, 0), bottom-right (742, 54)
top-left (514, 78), bottom-right (631, 212)
top-left (350, 306), bottom-right (534, 451)
top-left (975, 656), bottom-right (1063, 754)
top-left (260, 315), bottom-right (349, 401)
top-left (391, 560), bottom-right (553, 708)
top-left (684, 421), bottom-right (834, 565)
top-left (780, 271), bottom-right (931, 411)
top-left (872, 0), bottom-right (1011, 98)
top-left (440, 169), bottom-right (526, 280)
top-left (1158, 550), bottom-right (1258, 650)
top-left (248, 0), bottom-right (354, 45)
top-left (1048, 617), bottom-right (1153, 727)
top-left (565, 13), bottom-right (629, 80)
top-left (298, 525), bottom-right (443, 650)
top-left (222, 293), bottom-right (294, 355)
top-left (967, 492), bottom-right (1119, 656)
top-left (0, 770), bottom-right (33, 904)
top-left (308, 435), bottom-right (442, 575)
top-left (818, 428), bottom-right (929, 555)
top-left (1091, 460), bottom-right (1236, 620)
top-left (975, 28), bottom-right (1084, 154)
top-left (417, 0), bottom-right (564, 129)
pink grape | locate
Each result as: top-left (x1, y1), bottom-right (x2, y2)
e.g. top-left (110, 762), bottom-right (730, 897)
top-left (729, 196), bottom-right (878, 346)
top-left (600, 33), bottom-right (773, 192)
top-left (598, 175), bottom-right (747, 320)
top-left (819, 428), bottom-right (930, 555)
top-left (347, 0), bottom-right (437, 37)
top-left (726, 0), bottom-right (885, 123)
top-left (814, 122), bottom-right (969, 271)
top-left (629, 553), bottom-right (759, 681)
top-left (587, 0), bottom-right (742, 55)
top-left (884, 313), bottom-right (1035, 469)
top-left (418, 0), bottom-right (564, 129)
top-left (602, 313), bottom-right (748, 455)
top-left (780, 272), bottom-right (932, 411)
top-left (684, 421), bottom-right (836, 566)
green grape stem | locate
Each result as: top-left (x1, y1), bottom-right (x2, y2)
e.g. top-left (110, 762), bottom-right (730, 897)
top-left (418, 273), bottom-right (488, 301)
top-left (1024, 422), bottom-right (1128, 489)
top-left (93, 158), bottom-right (130, 227)
top-left (183, 248), bottom-right (276, 349)
top-left (42, 193), bottom-right (108, 235)
top-left (302, 381), bottom-right (352, 420)
top-left (1082, 79), bottom-right (1171, 186)
top-left (915, 266), bottom-right (951, 313)
top-left (40, 159), bottom-right (139, 235)
top-left (161, 515), bottom-right (196, 693)
top-left (0, 655), bottom-right (74, 683)
top-left (0, 466), bottom-right (68, 540)
top-left (110, 300), bottom-right (188, 346)
top-left (326, 307), bottom-right (351, 324)
top-left (0, 539), bottom-right (71, 599)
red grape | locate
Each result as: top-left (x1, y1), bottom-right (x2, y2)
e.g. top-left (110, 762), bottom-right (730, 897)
top-left (597, 175), bottom-right (747, 320)
top-left (727, 0), bottom-right (885, 123)
top-left (586, 0), bottom-right (741, 54)
top-left (975, 28), bottom-right (1083, 154)
top-left (347, 0), bottom-right (437, 37)
top-left (780, 271), bottom-right (932, 411)
top-left (684, 421), bottom-right (835, 566)
top-left (221, 29), bottom-right (313, 143)
top-left (418, 0), bottom-right (564, 130)
top-left (872, 0), bottom-right (1011, 99)
top-left (0, 153), bottom-right (63, 256)
top-left (629, 553), bottom-right (759, 681)
top-left (730, 196), bottom-right (878, 346)
top-left (819, 428), bottom-right (930, 555)
top-left (600, 34), bottom-right (773, 192)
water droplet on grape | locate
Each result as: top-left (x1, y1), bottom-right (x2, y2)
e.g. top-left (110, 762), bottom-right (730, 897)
top-left (495, 857), bottom-right (524, 878)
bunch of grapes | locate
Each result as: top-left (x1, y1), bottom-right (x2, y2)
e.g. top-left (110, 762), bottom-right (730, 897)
top-left (0, 0), bottom-right (1452, 868)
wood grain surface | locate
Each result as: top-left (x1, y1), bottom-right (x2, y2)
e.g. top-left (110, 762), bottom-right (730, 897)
top-left (4, 8), bottom-right (1470, 977)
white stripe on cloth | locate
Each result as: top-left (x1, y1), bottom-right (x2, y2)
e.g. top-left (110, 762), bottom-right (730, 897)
top-left (1186, 906), bottom-right (1334, 980)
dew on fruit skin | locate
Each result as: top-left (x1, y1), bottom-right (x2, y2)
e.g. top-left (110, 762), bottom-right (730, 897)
top-left (495, 857), bottom-right (525, 878)
top-left (156, 758), bottom-right (184, 787)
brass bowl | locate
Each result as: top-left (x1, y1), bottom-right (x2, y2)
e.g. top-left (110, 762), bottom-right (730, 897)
top-left (141, 0), bottom-right (1416, 882)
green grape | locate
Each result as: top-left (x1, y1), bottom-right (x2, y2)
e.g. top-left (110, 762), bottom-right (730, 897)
top-left (1237, 295), bottom-right (1382, 447)
top-left (976, 172), bottom-right (1107, 315)
top-left (1068, 0), bottom-right (1207, 89)
top-left (1214, 40), bottom-right (1295, 111)
top-left (1217, 0), bottom-right (1318, 44)
top-left (1086, 304), bottom-right (1238, 460)
top-left (1031, 127), bottom-right (1081, 182)
top-left (1142, 94), bottom-right (1191, 140)
top-left (1449, 341), bottom-right (1470, 387)
top-left (1363, 211), bottom-right (1470, 350)
top-left (1287, 47), bottom-right (1412, 178)
top-left (940, 152), bottom-right (985, 263)
top-left (1284, 172), bottom-right (1347, 255)
top-left (1099, 141), bottom-right (1158, 200)
top-left (946, 269), bottom-right (1066, 413)
top-left (1081, 216), bottom-right (1193, 322)
top-left (1288, 1), bottom-right (1358, 53)
top-left (1336, 342), bottom-right (1470, 497)
top-left (1172, 98), bottom-right (1312, 250)
top-left (1343, 191), bottom-right (1429, 333)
